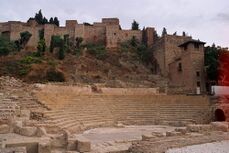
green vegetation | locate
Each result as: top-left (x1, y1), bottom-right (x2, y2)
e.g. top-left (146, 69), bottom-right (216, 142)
top-left (0, 36), bottom-right (17, 56)
top-left (46, 69), bottom-right (65, 82)
top-left (18, 55), bottom-right (43, 76)
top-left (120, 36), bottom-right (151, 63)
top-left (50, 35), bottom-right (66, 60)
top-left (131, 20), bottom-right (139, 30)
top-left (28, 10), bottom-right (60, 26)
top-left (37, 29), bottom-right (46, 56)
top-left (205, 44), bottom-right (220, 82)
top-left (15, 31), bottom-right (32, 51)
top-left (162, 27), bottom-right (167, 36)
top-left (85, 43), bottom-right (107, 60)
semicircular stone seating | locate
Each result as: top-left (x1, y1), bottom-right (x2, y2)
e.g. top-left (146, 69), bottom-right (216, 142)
top-left (35, 86), bottom-right (212, 134)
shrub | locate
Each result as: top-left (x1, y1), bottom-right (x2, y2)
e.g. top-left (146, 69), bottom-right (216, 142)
top-left (20, 55), bottom-right (42, 65)
top-left (37, 39), bottom-right (46, 56)
top-left (46, 69), bottom-right (65, 82)
top-left (86, 44), bottom-right (107, 60)
top-left (0, 36), bottom-right (17, 56)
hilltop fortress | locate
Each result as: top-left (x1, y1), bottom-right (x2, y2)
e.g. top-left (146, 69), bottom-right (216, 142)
top-left (0, 18), bottom-right (206, 94)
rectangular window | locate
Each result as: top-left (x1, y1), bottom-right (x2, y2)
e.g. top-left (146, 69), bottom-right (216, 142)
top-left (197, 81), bottom-right (201, 87)
top-left (196, 71), bottom-right (200, 77)
top-left (178, 63), bottom-right (182, 72)
top-left (184, 46), bottom-right (187, 51)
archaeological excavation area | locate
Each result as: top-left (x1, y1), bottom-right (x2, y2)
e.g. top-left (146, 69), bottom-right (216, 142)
top-left (0, 76), bottom-right (229, 153)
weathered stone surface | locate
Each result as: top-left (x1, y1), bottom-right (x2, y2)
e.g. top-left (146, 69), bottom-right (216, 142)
top-left (12, 120), bottom-right (23, 133)
top-left (36, 127), bottom-right (47, 137)
top-left (50, 134), bottom-right (67, 148)
top-left (166, 131), bottom-right (183, 137)
top-left (151, 131), bottom-right (166, 137)
top-left (211, 122), bottom-right (228, 132)
top-left (0, 147), bottom-right (27, 153)
top-left (15, 126), bottom-right (37, 137)
top-left (20, 110), bottom-right (31, 120)
top-left (67, 138), bottom-right (77, 151)
top-left (39, 140), bottom-right (51, 153)
top-left (187, 124), bottom-right (212, 132)
top-left (142, 134), bottom-right (155, 141)
top-left (0, 124), bottom-right (10, 134)
top-left (175, 127), bottom-right (187, 134)
top-left (76, 138), bottom-right (91, 152)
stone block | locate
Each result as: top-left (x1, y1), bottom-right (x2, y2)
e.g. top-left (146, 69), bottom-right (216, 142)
top-left (67, 138), bottom-right (77, 151)
top-left (175, 127), bottom-right (187, 134)
top-left (36, 127), bottom-right (47, 137)
top-left (142, 134), bottom-right (155, 141)
top-left (50, 134), bottom-right (67, 148)
top-left (39, 140), bottom-right (51, 153)
top-left (211, 122), bottom-right (228, 132)
top-left (166, 131), bottom-right (183, 137)
top-left (20, 110), bottom-right (31, 120)
top-left (187, 124), bottom-right (212, 132)
top-left (16, 126), bottom-right (37, 137)
top-left (76, 138), bottom-right (91, 152)
top-left (0, 124), bottom-right (10, 134)
top-left (151, 131), bottom-right (166, 137)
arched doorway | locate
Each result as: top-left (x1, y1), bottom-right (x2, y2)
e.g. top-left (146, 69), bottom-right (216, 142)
top-left (215, 109), bottom-right (226, 121)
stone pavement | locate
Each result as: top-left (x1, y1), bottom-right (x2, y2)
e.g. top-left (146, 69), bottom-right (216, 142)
top-left (74, 125), bottom-right (176, 153)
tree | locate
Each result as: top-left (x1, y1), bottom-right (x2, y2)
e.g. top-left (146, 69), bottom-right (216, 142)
top-left (0, 36), bottom-right (17, 56)
top-left (53, 17), bottom-right (60, 26)
top-left (58, 40), bottom-right (65, 60)
top-left (204, 44), bottom-right (220, 82)
top-left (162, 27), bottom-right (167, 36)
top-left (18, 31), bottom-right (32, 50)
top-left (132, 20), bottom-right (139, 30)
top-left (49, 17), bottom-right (54, 24)
top-left (43, 17), bottom-right (48, 24)
top-left (75, 37), bottom-right (83, 49)
top-left (37, 29), bottom-right (46, 56)
top-left (130, 36), bottom-right (138, 47)
top-left (182, 31), bottom-right (186, 36)
top-left (35, 10), bottom-right (43, 24)
top-left (173, 32), bottom-right (177, 35)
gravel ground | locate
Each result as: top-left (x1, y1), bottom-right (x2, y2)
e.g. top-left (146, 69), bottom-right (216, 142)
top-left (166, 140), bottom-right (229, 153)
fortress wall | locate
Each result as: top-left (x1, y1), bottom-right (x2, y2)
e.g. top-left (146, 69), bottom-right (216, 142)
top-left (164, 35), bottom-right (191, 75)
top-left (1, 23), bottom-right (10, 32)
top-left (118, 30), bottom-right (142, 43)
top-left (105, 25), bottom-right (120, 48)
top-left (102, 18), bottom-right (119, 25)
top-left (54, 27), bottom-right (68, 36)
top-left (23, 25), bottom-right (43, 51)
top-left (146, 27), bottom-right (155, 47)
top-left (9, 22), bottom-right (42, 51)
top-left (44, 24), bottom-right (55, 47)
top-left (152, 38), bottom-right (165, 75)
top-left (169, 52), bottom-right (194, 93)
top-left (83, 25), bottom-right (106, 44)
top-left (105, 25), bottom-right (142, 48)
top-left (75, 24), bottom-right (84, 39)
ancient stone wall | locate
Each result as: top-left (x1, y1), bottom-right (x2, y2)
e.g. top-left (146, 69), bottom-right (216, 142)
top-left (168, 43), bottom-right (206, 93)
top-left (152, 37), bottom-right (165, 75)
top-left (0, 18), bottom-right (148, 49)
top-left (83, 25), bottom-right (106, 44)
top-left (44, 24), bottom-right (55, 47)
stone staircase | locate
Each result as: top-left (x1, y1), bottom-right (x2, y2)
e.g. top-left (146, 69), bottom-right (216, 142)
top-left (37, 95), bottom-right (212, 133)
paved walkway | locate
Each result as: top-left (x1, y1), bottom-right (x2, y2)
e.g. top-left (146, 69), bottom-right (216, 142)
top-left (75, 125), bottom-right (176, 153)
top-left (166, 140), bottom-right (229, 153)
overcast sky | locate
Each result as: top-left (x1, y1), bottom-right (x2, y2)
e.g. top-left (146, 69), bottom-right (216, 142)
top-left (0, 0), bottom-right (228, 47)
